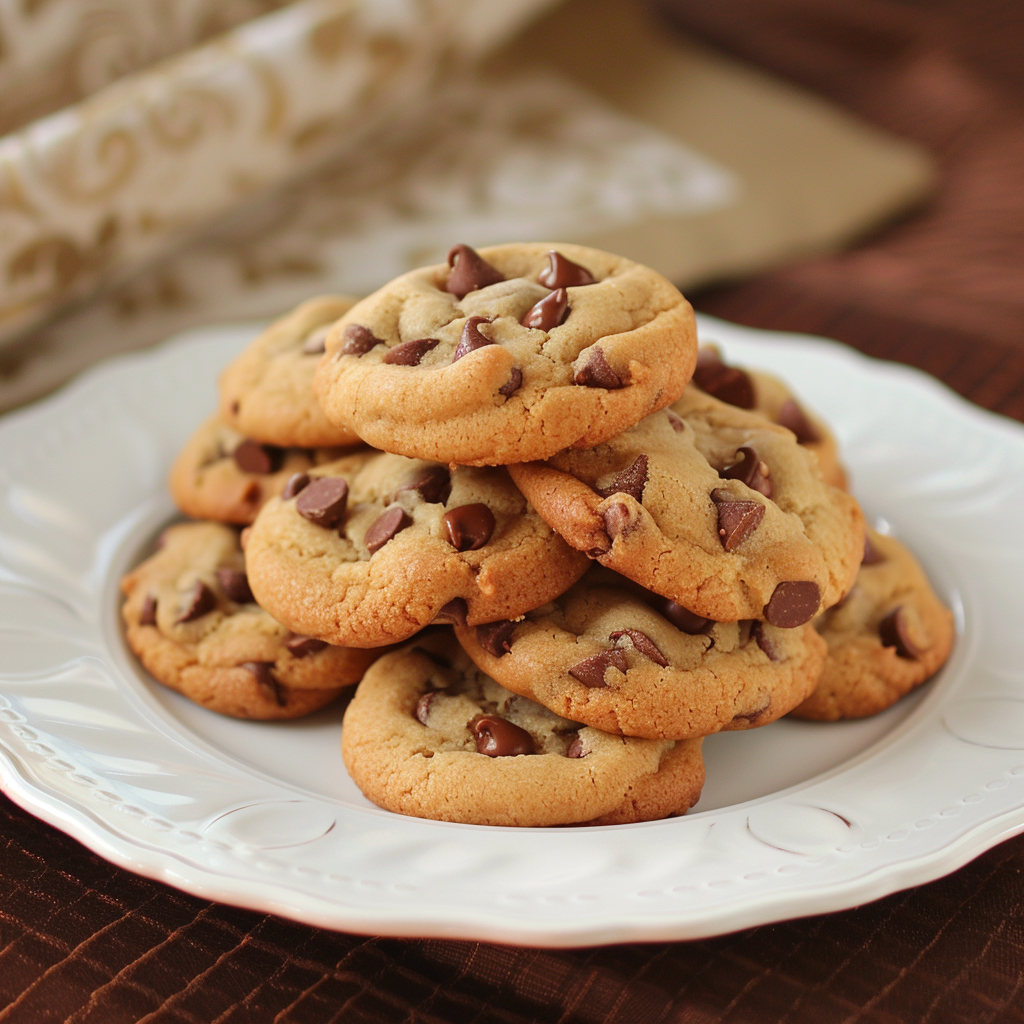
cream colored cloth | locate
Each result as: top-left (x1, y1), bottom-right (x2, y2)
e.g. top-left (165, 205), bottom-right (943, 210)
top-left (0, 0), bottom-right (933, 412)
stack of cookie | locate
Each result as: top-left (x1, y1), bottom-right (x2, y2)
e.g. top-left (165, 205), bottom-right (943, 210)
top-left (122, 243), bottom-right (954, 828)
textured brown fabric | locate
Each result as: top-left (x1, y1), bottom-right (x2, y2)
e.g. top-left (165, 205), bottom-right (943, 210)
top-left (6, 1), bottom-right (1024, 1021)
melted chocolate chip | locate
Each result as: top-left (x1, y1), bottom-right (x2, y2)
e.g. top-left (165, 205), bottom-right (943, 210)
top-left (340, 324), bottom-right (383, 356)
top-left (878, 606), bottom-right (924, 659)
top-left (603, 501), bottom-right (637, 540)
top-left (216, 568), bottom-right (253, 604)
top-left (721, 447), bottom-right (773, 499)
top-left (565, 733), bottom-right (586, 758)
top-left (233, 440), bottom-right (281, 475)
top-left (751, 621), bottom-right (780, 661)
top-left (446, 244), bottom-right (504, 299)
top-left (520, 287), bottom-right (568, 331)
top-left (284, 633), bottom-right (328, 657)
top-left (659, 599), bottom-right (714, 635)
top-left (365, 506), bottom-right (412, 554)
top-left (569, 649), bottom-right (629, 688)
top-left (241, 661), bottom-right (285, 706)
top-left (693, 349), bottom-right (755, 408)
top-left (296, 476), bottom-right (349, 528)
top-left (433, 599), bottom-right (468, 627)
top-left (139, 593), bottom-right (157, 626)
top-left (764, 581), bottom-right (821, 628)
top-left (177, 580), bottom-right (216, 623)
top-left (538, 250), bottom-right (596, 289)
top-left (383, 338), bottom-right (439, 366)
top-left (301, 326), bottom-right (328, 355)
top-left (415, 691), bottom-right (435, 726)
top-left (574, 347), bottom-right (622, 389)
top-left (710, 488), bottom-right (765, 551)
top-left (476, 620), bottom-right (516, 657)
top-left (471, 715), bottom-right (535, 757)
top-left (862, 535), bottom-right (886, 565)
top-left (281, 472), bottom-right (310, 500)
top-left (443, 504), bottom-right (495, 551)
top-left (498, 367), bottom-right (523, 396)
top-left (776, 398), bottom-right (821, 444)
top-left (732, 698), bottom-right (771, 724)
top-left (397, 465), bottom-right (450, 505)
top-left (452, 316), bottom-right (495, 362)
top-left (597, 454), bottom-right (648, 503)
top-left (609, 628), bottom-right (668, 666)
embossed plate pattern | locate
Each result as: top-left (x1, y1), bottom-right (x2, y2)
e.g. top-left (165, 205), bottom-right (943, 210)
top-left (1, 314), bottom-right (1021, 947)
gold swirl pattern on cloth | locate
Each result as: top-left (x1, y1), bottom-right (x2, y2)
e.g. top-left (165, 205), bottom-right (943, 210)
top-left (0, 0), bottom-right (559, 344)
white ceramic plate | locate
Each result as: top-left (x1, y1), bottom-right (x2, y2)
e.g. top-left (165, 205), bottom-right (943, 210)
top-left (1, 314), bottom-right (1022, 948)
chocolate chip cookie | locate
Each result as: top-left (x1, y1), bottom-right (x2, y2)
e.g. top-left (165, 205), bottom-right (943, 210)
top-left (341, 632), bottom-right (705, 826)
top-left (313, 243), bottom-right (697, 466)
top-left (244, 452), bottom-right (590, 648)
top-left (169, 414), bottom-right (353, 525)
top-left (791, 529), bottom-right (954, 720)
top-left (219, 296), bottom-right (361, 448)
top-left (508, 387), bottom-right (864, 626)
top-left (121, 522), bottom-right (379, 719)
top-left (455, 567), bottom-right (826, 740)
top-left (693, 345), bottom-right (847, 490)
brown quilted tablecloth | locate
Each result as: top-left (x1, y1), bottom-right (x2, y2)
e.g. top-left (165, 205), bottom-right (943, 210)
top-left (5, 0), bottom-right (1024, 1020)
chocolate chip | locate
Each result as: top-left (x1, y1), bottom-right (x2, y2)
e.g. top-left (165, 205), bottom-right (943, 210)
top-left (284, 633), bottom-right (328, 657)
top-left (574, 347), bottom-right (622, 388)
top-left (569, 649), bottom-right (629, 687)
top-left (658, 599), bottom-right (713, 635)
top-left (340, 324), bottom-right (382, 355)
top-left (301, 326), bottom-right (329, 355)
top-left (233, 440), bottom-right (281, 475)
top-left (862, 535), bottom-right (886, 565)
top-left (296, 476), bottom-right (348, 528)
top-left (597, 454), bottom-right (648, 502)
top-left (216, 568), bottom-right (253, 604)
top-left (764, 581), bottom-right (821, 628)
top-left (446, 244), bottom-right (504, 298)
top-left (498, 367), bottom-right (523, 396)
top-left (433, 599), bottom-right (468, 627)
top-left (751, 621), bottom-right (780, 661)
top-left (282, 472), bottom-right (310, 500)
top-left (241, 661), bottom-right (285, 706)
top-left (520, 287), bottom-right (568, 331)
top-left (879, 606), bottom-right (924, 659)
top-left (241, 481), bottom-right (261, 506)
top-left (603, 501), bottom-right (637, 540)
top-left (452, 316), bottom-right (494, 362)
top-left (667, 410), bottom-right (686, 432)
top-left (711, 488), bottom-right (765, 551)
top-left (177, 580), bottom-right (216, 623)
top-left (139, 593), bottom-right (157, 626)
top-left (565, 733), bottom-right (586, 758)
top-left (538, 250), bottom-right (596, 288)
top-left (471, 715), bottom-right (535, 756)
top-left (365, 506), bottom-right (412, 554)
top-left (397, 465), bottom-right (450, 505)
top-left (721, 447), bottom-right (773, 499)
top-left (443, 504), bottom-right (495, 551)
top-left (383, 338), bottom-right (439, 366)
top-left (693, 349), bottom-right (755, 408)
top-left (732, 698), bottom-right (771, 724)
top-left (415, 691), bottom-right (435, 726)
top-left (476, 620), bottom-right (516, 657)
top-left (229, 400), bottom-right (240, 416)
top-left (776, 398), bottom-right (821, 444)
top-left (609, 628), bottom-right (668, 666)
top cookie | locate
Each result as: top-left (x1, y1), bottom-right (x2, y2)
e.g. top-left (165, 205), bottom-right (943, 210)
top-left (219, 296), bottom-right (362, 448)
top-left (693, 345), bottom-right (847, 490)
top-left (313, 243), bottom-right (697, 466)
